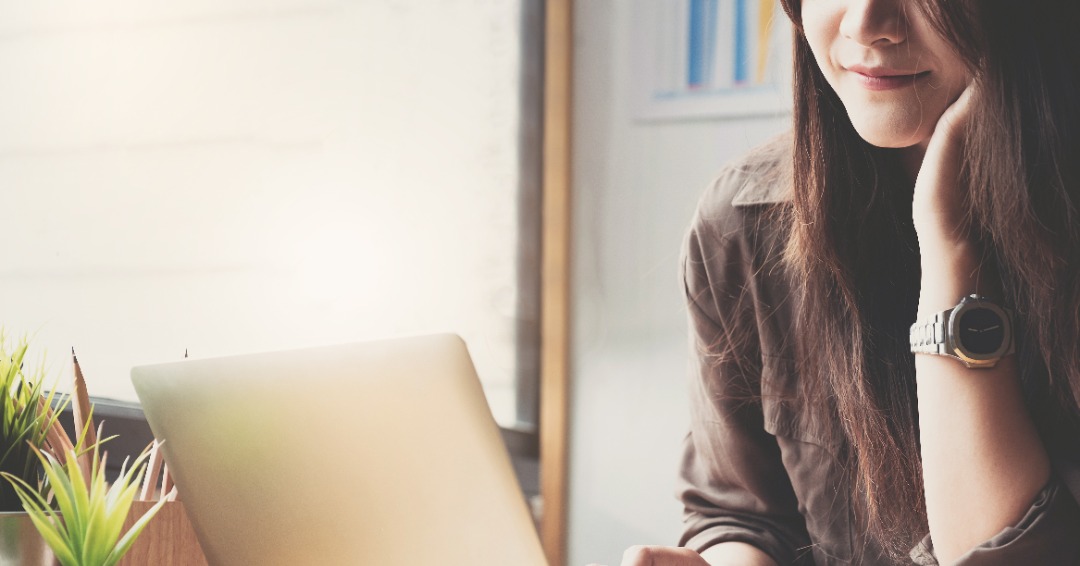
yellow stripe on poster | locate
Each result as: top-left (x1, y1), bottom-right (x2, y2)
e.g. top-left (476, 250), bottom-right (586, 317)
top-left (757, 0), bottom-right (774, 84)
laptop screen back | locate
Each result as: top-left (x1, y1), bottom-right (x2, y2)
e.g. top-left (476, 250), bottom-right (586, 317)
top-left (131, 334), bottom-right (547, 566)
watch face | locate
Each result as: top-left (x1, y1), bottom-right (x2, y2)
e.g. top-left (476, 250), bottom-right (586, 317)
top-left (957, 307), bottom-right (1006, 355)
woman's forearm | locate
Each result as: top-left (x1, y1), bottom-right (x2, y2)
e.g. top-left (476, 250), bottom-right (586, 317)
top-left (915, 243), bottom-right (1050, 563)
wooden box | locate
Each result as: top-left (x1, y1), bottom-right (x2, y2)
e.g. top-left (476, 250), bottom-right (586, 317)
top-left (116, 500), bottom-right (208, 566)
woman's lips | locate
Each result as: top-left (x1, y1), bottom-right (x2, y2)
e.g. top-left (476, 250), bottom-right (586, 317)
top-left (848, 68), bottom-right (932, 91)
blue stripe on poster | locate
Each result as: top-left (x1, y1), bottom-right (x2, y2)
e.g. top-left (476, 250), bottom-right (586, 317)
top-left (688, 0), bottom-right (719, 89)
top-left (734, 0), bottom-right (747, 83)
top-left (702, 0), bottom-right (718, 88)
top-left (689, 0), bottom-right (705, 88)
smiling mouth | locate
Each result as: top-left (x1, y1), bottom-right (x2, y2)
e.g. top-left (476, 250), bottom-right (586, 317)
top-left (852, 70), bottom-right (932, 91)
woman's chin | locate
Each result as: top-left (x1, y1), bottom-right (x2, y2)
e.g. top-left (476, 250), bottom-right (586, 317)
top-left (850, 119), bottom-right (933, 149)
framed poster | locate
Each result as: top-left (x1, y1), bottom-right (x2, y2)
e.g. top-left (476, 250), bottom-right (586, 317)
top-left (632, 0), bottom-right (793, 120)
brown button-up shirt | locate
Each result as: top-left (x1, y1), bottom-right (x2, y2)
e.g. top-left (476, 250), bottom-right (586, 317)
top-left (676, 136), bottom-right (1080, 565)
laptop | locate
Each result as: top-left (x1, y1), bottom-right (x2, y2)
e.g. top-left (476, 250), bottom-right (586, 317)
top-left (131, 333), bottom-right (549, 566)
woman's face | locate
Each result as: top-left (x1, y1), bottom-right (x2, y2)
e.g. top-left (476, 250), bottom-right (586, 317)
top-left (801, 0), bottom-right (971, 149)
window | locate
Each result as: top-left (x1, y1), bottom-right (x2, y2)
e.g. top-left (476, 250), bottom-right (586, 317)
top-left (1, 1), bottom-right (541, 433)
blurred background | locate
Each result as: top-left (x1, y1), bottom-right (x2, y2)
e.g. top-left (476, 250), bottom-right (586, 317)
top-left (0, 1), bottom-right (790, 564)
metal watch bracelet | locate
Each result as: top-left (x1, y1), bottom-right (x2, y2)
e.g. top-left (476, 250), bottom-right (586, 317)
top-left (910, 312), bottom-right (949, 355)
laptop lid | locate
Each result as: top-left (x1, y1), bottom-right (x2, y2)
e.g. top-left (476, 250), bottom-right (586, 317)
top-left (131, 333), bottom-right (548, 566)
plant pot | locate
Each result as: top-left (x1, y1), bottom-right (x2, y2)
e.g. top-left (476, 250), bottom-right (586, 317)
top-left (0, 511), bottom-right (58, 565)
top-left (116, 501), bottom-right (209, 566)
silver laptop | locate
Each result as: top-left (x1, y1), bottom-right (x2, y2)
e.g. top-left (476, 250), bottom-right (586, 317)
top-left (131, 334), bottom-right (548, 566)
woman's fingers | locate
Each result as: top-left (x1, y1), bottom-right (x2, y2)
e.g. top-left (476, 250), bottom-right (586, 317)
top-left (912, 81), bottom-right (979, 243)
top-left (933, 81), bottom-right (977, 143)
top-left (585, 546), bottom-right (707, 566)
top-left (620, 545), bottom-right (710, 566)
top-left (590, 544), bottom-right (772, 566)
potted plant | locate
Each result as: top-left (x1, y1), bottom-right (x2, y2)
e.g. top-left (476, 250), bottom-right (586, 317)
top-left (4, 444), bottom-right (168, 566)
top-left (0, 334), bottom-right (169, 566)
top-left (1, 334), bottom-right (64, 564)
top-left (0, 335), bottom-right (62, 511)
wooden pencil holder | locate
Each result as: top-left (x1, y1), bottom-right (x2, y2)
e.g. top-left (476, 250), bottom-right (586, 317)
top-left (116, 500), bottom-right (208, 566)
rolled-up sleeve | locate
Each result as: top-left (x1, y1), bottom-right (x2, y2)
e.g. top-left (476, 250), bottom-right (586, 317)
top-left (910, 475), bottom-right (1080, 565)
top-left (675, 173), bottom-right (812, 565)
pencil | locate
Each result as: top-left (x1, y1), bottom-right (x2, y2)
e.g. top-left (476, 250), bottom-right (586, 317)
top-left (141, 440), bottom-right (164, 501)
top-left (161, 462), bottom-right (175, 500)
top-left (71, 348), bottom-right (98, 448)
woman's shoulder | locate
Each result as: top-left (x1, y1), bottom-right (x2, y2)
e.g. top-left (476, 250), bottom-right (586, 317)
top-left (684, 133), bottom-right (794, 295)
top-left (691, 132), bottom-right (793, 242)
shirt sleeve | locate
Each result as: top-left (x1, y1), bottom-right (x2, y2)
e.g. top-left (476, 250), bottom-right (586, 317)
top-left (910, 475), bottom-right (1080, 565)
top-left (675, 174), bottom-right (812, 565)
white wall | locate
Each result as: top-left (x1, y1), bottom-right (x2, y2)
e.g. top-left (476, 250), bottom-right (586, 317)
top-left (567, 2), bottom-right (790, 564)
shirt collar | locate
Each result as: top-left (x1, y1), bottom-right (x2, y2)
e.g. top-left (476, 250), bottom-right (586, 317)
top-left (727, 132), bottom-right (796, 207)
top-left (731, 177), bottom-right (793, 206)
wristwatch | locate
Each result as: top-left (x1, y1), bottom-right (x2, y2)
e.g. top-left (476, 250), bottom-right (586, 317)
top-left (909, 294), bottom-right (1015, 369)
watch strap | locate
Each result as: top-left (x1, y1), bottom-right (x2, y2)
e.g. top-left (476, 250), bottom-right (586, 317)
top-left (909, 309), bottom-right (953, 356)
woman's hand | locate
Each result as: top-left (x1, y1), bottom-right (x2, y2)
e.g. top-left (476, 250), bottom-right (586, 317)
top-left (586, 546), bottom-right (710, 566)
top-left (587, 542), bottom-right (777, 566)
top-left (911, 82), bottom-right (976, 250)
top-left (910, 82), bottom-right (991, 316)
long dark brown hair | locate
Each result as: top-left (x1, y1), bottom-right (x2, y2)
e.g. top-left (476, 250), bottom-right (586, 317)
top-left (776, 0), bottom-right (1080, 559)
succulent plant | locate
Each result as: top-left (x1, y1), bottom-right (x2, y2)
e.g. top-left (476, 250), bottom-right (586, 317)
top-left (0, 334), bottom-right (66, 512)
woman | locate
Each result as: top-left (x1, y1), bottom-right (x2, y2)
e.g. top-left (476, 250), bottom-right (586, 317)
top-left (605, 0), bottom-right (1080, 564)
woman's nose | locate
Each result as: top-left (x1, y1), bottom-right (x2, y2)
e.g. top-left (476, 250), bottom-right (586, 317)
top-left (838, 0), bottom-right (907, 47)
